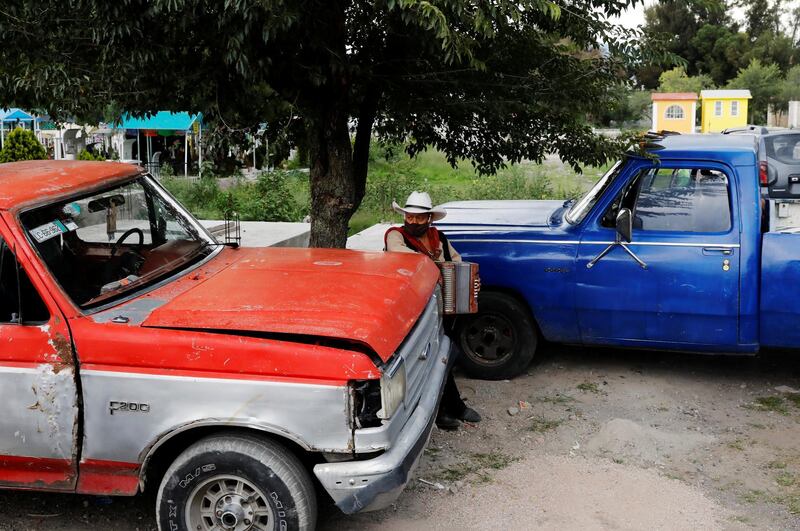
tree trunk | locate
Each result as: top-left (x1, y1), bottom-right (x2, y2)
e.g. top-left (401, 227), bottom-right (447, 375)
top-left (304, 0), bottom-right (356, 249)
top-left (308, 107), bottom-right (356, 248)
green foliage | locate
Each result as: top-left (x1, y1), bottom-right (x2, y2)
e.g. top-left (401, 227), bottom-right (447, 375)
top-left (162, 149), bottom-right (600, 235)
top-left (637, 0), bottom-right (729, 88)
top-left (691, 24), bottom-right (750, 86)
top-left (639, 0), bottom-right (799, 90)
top-left (162, 171), bottom-right (307, 223)
top-left (233, 171), bottom-right (305, 222)
top-left (0, 0), bottom-right (675, 245)
top-left (0, 127), bottom-right (46, 163)
top-left (367, 140), bottom-right (401, 164)
top-left (743, 0), bottom-right (780, 39)
top-left (77, 149), bottom-right (105, 161)
top-left (727, 59), bottom-right (782, 124)
top-left (592, 86), bottom-right (652, 127)
top-left (776, 66), bottom-right (800, 111)
top-left (160, 162), bottom-right (176, 178)
top-left (657, 67), bottom-right (714, 93)
top-left (743, 31), bottom-right (800, 75)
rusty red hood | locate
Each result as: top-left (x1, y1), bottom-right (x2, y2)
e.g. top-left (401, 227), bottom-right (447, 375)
top-left (142, 247), bottom-right (440, 361)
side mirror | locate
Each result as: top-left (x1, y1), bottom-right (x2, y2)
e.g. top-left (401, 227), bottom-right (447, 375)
top-left (616, 208), bottom-right (633, 243)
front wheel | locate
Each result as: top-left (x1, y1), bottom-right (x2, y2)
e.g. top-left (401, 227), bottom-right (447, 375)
top-left (455, 291), bottom-right (538, 380)
top-left (156, 433), bottom-right (317, 531)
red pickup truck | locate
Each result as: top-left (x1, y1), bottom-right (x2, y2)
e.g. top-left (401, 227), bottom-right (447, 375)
top-left (0, 160), bottom-right (450, 531)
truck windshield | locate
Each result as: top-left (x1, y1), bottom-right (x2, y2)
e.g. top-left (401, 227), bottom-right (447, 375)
top-left (19, 175), bottom-right (216, 310)
top-left (565, 160), bottom-right (624, 224)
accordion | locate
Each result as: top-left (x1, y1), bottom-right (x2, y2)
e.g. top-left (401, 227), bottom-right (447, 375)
top-left (436, 261), bottom-right (480, 314)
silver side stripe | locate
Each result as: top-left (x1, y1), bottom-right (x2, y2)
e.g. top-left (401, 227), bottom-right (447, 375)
top-left (455, 239), bottom-right (740, 248)
top-left (456, 239), bottom-right (581, 244)
top-left (586, 241), bottom-right (740, 248)
top-left (80, 369), bottom-right (338, 388)
top-left (444, 226), bottom-right (548, 232)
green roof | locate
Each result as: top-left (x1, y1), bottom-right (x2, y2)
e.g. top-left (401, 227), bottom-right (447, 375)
top-left (115, 111), bottom-right (202, 130)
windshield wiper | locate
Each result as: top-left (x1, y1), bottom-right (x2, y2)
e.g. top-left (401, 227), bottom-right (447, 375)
top-left (203, 240), bottom-right (240, 249)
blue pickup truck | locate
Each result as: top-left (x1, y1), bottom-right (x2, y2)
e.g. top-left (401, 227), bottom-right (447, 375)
top-left (439, 133), bottom-right (800, 379)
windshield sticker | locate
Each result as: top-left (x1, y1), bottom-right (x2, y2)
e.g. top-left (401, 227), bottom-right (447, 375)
top-left (62, 202), bottom-right (81, 217)
top-left (63, 219), bottom-right (78, 231)
top-left (29, 220), bottom-right (68, 243)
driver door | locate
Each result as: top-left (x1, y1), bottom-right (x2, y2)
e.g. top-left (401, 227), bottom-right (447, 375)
top-left (574, 161), bottom-right (741, 349)
top-left (0, 223), bottom-right (79, 489)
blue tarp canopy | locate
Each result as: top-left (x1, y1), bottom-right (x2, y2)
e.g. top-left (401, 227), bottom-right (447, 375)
top-left (115, 111), bottom-right (202, 131)
top-left (0, 108), bottom-right (35, 122)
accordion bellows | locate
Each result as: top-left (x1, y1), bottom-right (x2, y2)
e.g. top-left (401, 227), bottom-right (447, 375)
top-left (436, 261), bottom-right (480, 314)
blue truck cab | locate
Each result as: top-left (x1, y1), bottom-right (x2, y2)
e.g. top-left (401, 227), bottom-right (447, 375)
top-left (439, 133), bottom-right (800, 379)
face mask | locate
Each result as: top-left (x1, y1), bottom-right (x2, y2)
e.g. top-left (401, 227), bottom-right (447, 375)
top-left (404, 222), bottom-right (429, 237)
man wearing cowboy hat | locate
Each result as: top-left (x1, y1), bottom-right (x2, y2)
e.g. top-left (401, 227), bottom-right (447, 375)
top-left (385, 191), bottom-right (459, 262)
top-left (384, 191), bottom-right (482, 430)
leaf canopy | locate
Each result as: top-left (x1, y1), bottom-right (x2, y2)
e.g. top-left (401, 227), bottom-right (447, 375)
top-left (1, 0), bottom-right (668, 173)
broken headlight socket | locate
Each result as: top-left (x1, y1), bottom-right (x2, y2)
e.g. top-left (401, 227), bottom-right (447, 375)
top-left (351, 379), bottom-right (382, 429)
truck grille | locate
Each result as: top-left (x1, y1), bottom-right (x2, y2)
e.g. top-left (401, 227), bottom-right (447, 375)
top-left (395, 290), bottom-right (443, 415)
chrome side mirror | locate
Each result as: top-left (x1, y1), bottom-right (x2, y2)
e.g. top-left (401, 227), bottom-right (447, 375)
top-left (616, 208), bottom-right (633, 243)
top-left (587, 207), bottom-right (646, 270)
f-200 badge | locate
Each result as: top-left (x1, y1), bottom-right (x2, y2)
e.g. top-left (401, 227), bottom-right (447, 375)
top-left (109, 401), bottom-right (151, 415)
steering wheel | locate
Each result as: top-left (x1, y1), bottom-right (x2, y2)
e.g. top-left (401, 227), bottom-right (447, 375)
top-left (103, 228), bottom-right (146, 287)
top-left (110, 228), bottom-right (144, 257)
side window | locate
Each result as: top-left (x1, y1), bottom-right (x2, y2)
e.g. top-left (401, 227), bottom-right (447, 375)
top-left (601, 172), bottom-right (642, 227)
top-left (633, 168), bottom-right (732, 233)
top-left (0, 237), bottom-right (50, 324)
top-left (714, 101), bottom-right (723, 116)
top-left (601, 167), bottom-right (733, 233)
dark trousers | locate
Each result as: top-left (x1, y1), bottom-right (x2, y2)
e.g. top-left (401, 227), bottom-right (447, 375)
top-left (441, 371), bottom-right (467, 417)
top-left (440, 319), bottom-right (467, 417)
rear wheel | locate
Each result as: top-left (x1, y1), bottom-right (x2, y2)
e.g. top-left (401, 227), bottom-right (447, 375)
top-left (156, 433), bottom-right (316, 531)
top-left (455, 291), bottom-right (537, 380)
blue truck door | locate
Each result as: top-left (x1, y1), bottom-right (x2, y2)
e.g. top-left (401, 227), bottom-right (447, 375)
top-left (575, 162), bottom-right (741, 349)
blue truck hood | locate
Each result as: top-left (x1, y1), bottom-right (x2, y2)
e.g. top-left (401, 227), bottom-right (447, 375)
top-left (436, 199), bottom-right (563, 228)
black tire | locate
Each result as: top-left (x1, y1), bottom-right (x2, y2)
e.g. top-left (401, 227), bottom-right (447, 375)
top-left (455, 291), bottom-right (537, 380)
top-left (156, 432), bottom-right (317, 531)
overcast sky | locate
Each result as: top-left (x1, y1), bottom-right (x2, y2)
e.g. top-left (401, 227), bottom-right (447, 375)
top-left (613, 0), bottom-right (654, 29)
top-left (611, 0), bottom-right (799, 30)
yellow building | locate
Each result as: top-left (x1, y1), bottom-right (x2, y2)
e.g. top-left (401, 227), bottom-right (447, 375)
top-left (651, 93), bottom-right (698, 134)
top-left (700, 90), bottom-right (752, 133)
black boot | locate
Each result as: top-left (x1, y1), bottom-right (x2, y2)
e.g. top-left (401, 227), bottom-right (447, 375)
top-left (459, 407), bottom-right (482, 423)
top-left (436, 412), bottom-right (461, 430)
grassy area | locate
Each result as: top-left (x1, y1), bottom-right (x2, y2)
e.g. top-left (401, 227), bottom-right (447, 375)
top-left (162, 147), bottom-right (607, 235)
top-left (743, 396), bottom-right (790, 415)
top-left (528, 416), bottom-right (563, 433)
top-left (431, 451), bottom-right (517, 484)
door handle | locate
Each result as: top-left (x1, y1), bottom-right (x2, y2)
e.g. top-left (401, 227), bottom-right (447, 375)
top-left (702, 247), bottom-right (733, 256)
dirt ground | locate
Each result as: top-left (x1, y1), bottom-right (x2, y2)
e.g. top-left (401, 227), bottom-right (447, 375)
top-left (3, 344), bottom-right (800, 530)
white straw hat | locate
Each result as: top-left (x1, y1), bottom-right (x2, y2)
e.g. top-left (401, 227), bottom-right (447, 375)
top-left (391, 191), bottom-right (447, 221)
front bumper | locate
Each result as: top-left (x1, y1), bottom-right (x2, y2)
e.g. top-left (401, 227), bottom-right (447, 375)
top-left (313, 335), bottom-right (452, 514)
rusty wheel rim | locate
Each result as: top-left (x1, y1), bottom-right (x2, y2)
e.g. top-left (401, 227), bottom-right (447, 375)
top-left (186, 474), bottom-right (274, 531)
